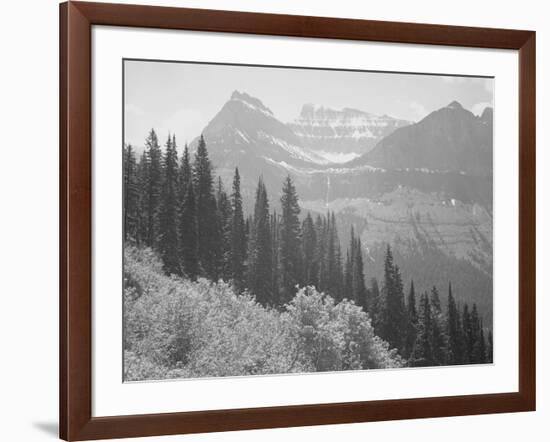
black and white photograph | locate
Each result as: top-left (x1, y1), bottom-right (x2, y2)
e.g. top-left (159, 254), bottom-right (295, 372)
top-left (122, 59), bottom-right (494, 382)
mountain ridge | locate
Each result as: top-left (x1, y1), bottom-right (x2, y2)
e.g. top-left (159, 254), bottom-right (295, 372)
top-left (350, 100), bottom-right (493, 176)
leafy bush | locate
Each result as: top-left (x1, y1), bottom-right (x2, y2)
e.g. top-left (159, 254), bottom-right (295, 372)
top-left (285, 287), bottom-right (402, 372)
top-left (124, 246), bottom-right (402, 381)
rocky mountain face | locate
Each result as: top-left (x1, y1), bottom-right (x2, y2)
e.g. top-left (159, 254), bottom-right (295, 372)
top-left (352, 101), bottom-right (493, 176)
top-left (288, 104), bottom-right (410, 162)
top-left (190, 91), bottom-right (330, 202)
top-left (190, 91), bottom-right (493, 322)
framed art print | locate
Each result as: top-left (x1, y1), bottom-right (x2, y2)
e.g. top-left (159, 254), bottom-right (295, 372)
top-left (60, 1), bottom-right (536, 440)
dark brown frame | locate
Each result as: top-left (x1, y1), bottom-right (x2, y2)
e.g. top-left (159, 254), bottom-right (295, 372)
top-left (59, 1), bottom-right (536, 440)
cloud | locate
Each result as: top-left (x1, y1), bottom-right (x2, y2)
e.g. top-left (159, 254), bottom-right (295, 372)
top-left (470, 101), bottom-right (493, 116)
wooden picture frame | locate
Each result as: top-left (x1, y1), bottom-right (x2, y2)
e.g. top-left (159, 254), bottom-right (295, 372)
top-left (59, 1), bottom-right (536, 440)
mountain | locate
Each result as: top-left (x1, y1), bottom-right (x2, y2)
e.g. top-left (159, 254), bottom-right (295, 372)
top-left (196, 90), bottom-right (327, 165)
top-left (288, 104), bottom-right (410, 162)
top-left (188, 93), bottom-right (493, 321)
top-left (351, 101), bottom-right (493, 176)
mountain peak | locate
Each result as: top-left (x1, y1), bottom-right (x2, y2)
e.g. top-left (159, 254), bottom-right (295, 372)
top-left (446, 100), bottom-right (464, 110)
top-left (230, 90), bottom-right (273, 116)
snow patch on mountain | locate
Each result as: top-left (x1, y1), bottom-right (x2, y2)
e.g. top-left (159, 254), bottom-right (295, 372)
top-left (263, 157), bottom-right (384, 175)
top-left (234, 129), bottom-right (250, 143)
top-left (257, 131), bottom-right (329, 165)
top-left (229, 90), bottom-right (275, 118)
top-left (316, 151), bottom-right (361, 163)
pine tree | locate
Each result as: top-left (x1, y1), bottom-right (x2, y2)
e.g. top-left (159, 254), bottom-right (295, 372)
top-left (158, 134), bottom-right (180, 275)
top-left (216, 178), bottom-right (233, 281)
top-left (351, 236), bottom-right (367, 309)
top-left (487, 330), bottom-right (493, 363)
top-left (193, 135), bottom-right (220, 279)
top-left (178, 144), bottom-right (192, 203)
top-left (324, 213), bottom-right (338, 299)
top-left (136, 151), bottom-right (149, 244)
top-left (344, 248), bottom-right (353, 299)
top-left (334, 242), bottom-right (344, 302)
top-left (143, 129), bottom-right (162, 248)
top-left (404, 280), bottom-right (418, 361)
top-left (462, 304), bottom-right (473, 363)
top-left (430, 286), bottom-right (446, 365)
top-left (279, 175), bottom-right (302, 304)
top-left (179, 179), bottom-right (198, 279)
top-left (410, 293), bottom-right (434, 367)
top-left (313, 215), bottom-right (326, 292)
top-left (270, 210), bottom-right (280, 301)
top-left (380, 245), bottom-right (406, 352)
top-left (470, 304), bottom-right (484, 363)
top-left (230, 168), bottom-right (246, 292)
top-left (446, 283), bottom-right (462, 365)
top-left (123, 144), bottom-right (139, 243)
top-left (247, 177), bottom-right (273, 306)
top-left (478, 323), bottom-right (487, 364)
top-left (301, 212), bottom-right (317, 287)
top-left (178, 144), bottom-right (198, 279)
top-left (369, 277), bottom-right (382, 333)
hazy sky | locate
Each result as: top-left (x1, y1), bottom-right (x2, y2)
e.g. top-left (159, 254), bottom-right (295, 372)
top-left (124, 59), bottom-right (493, 148)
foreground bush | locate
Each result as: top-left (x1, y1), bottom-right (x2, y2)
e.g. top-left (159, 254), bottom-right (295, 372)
top-left (124, 246), bottom-right (402, 381)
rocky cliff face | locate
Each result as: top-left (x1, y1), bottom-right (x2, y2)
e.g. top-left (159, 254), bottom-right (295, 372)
top-left (353, 101), bottom-right (493, 176)
top-left (288, 104), bottom-right (410, 162)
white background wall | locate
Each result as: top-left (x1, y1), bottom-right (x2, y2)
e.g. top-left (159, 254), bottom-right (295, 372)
top-left (0, 0), bottom-right (546, 440)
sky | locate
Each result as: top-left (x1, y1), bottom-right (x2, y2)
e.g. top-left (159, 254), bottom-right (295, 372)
top-left (124, 59), bottom-right (493, 148)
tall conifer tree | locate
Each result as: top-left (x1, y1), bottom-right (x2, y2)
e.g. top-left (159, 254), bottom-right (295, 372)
top-left (136, 151), bottom-right (149, 244)
top-left (178, 144), bottom-right (192, 203)
top-left (123, 144), bottom-right (139, 243)
top-left (230, 168), bottom-right (246, 292)
top-left (270, 210), bottom-right (280, 300)
top-left (381, 245), bottom-right (406, 352)
top-left (301, 212), bottom-right (317, 287)
top-left (369, 277), bottom-right (382, 334)
top-left (462, 304), bottom-right (473, 363)
top-left (334, 242), bottom-right (344, 302)
top-left (279, 175), bottom-right (301, 304)
top-left (193, 135), bottom-right (220, 279)
top-left (179, 180), bottom-right (198, 279)
top-left (143, 129), bottom-right (162, 248)
top-left (446, 283), bottom-right (462, 364)
top-left (410, 293), bottom-right (435, 367)
top-left (158, 134), bottom-right (180, 275)
top-left (430, 286), bottom-right (446, 364)
top-left (247, 177), bottom-right (273, 305)
top-left (351, 236), bottom-right (367, 309)
top-left (470, 304), bottom-right (484, 363)
top-left (404, 280), bottom-right (418, 360)
top-left (216, 177), bottom-right (233, 281)
top-left (487, 330), bottom-right (493, 363)
top-left (178, 144), bottom-right (198, 279)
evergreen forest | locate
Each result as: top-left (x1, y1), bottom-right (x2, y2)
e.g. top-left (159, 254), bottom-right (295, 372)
top-left (123, 130), bottom-right (493, 381)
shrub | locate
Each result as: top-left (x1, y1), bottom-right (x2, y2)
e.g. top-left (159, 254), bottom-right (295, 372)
top-left (124, 245), bottom-right (402, 381)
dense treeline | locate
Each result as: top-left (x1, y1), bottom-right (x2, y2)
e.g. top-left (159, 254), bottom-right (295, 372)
top-left (124, 130), bottom-right (492, 367)
top-left (374, 246), bottom-right (493, 366)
